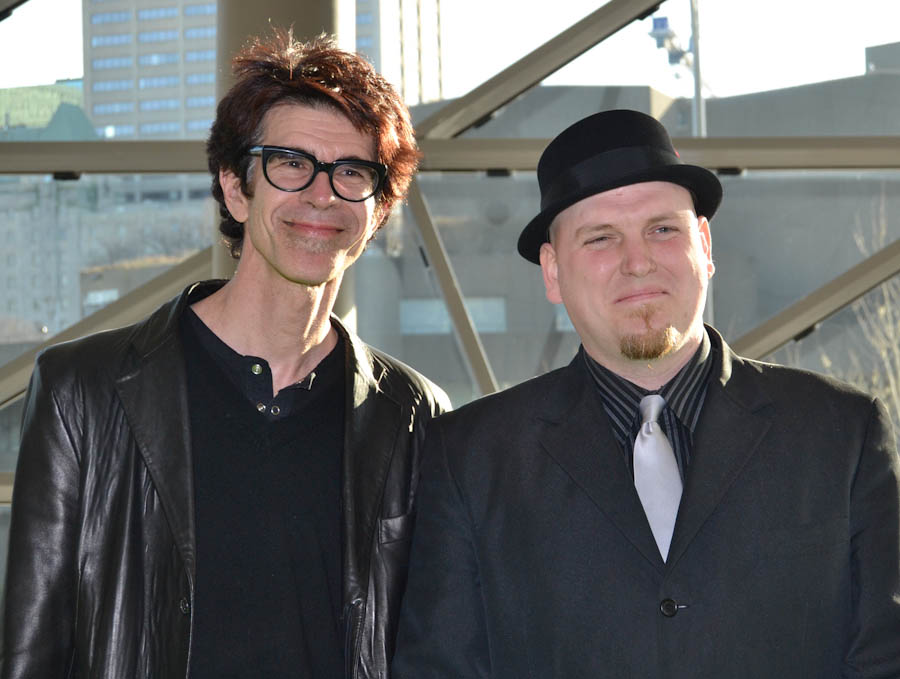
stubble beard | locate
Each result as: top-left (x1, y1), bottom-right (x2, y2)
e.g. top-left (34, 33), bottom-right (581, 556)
top-left (619, 305), bottom-right (680, 361)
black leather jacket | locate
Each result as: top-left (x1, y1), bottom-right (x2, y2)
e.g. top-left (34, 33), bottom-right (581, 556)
top-left (1, 281), bottom-right (449, 679)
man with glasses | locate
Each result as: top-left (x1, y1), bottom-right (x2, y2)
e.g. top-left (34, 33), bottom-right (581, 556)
top-left (2, 29), bottom-right (448, 679)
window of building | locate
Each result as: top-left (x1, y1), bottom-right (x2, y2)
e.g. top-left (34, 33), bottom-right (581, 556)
top-left (92, 56), bottom-right (133, 70)
top-left (140, 121), bottom-right (182, 135)
top-left (91, 11), bottom-right (131, 24)
top-left (185, 49), bottom-right (215, 62)
top-left (139, 52), bottom-right (180, 66)
top-left (356, 36), bottom-right (373, 49)
top-left (138, 30), bottom-right (178, 43)
top-left (95, 124), bottom-right (136, 138)
top-left (93, 79), bottom-right (133, 92)
top-left (184, 3), bottom-right (216, 16)
top-left (91, 34), bottom-right (132, 47)
top-left (186, 95), bottom-right (215, 108)
top-left (93, 101), bottom-right (136, 115)
top-left (184, 26), bottom-right (216, 40)
top-left (140, 98), bottom-right (180, 111)
top-left (139, 76), bottom-right (179, 89)
top-left (137, 7), bottom-right (179, 21)
top-left (186, 119), bottom-right (213, 131)
top-left (185, 72), bottom-right (214, 85)
top-left (357, 12), bottom-right (374, 25)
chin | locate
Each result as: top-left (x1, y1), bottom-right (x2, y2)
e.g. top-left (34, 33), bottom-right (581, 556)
top-left (619, 325), bottom-right (680, 361)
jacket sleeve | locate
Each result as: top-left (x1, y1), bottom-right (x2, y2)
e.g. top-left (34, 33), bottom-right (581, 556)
top-left (392, 418), bottom-right (490, 679)
top-left (1, 359), bottom-right (82, 678)
top-left (844, 397), bottom-right (900, 678)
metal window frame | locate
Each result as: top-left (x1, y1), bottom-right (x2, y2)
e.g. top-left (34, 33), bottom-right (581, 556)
top-left (4, 0), bottom-right (900, 501)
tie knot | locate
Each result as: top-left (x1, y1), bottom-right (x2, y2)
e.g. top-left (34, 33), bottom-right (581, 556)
top-left (639, 394), bottom-right (666, 425)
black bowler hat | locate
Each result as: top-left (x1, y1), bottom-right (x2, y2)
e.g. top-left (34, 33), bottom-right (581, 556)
top-left (517, 109), bottom-right (722, 264)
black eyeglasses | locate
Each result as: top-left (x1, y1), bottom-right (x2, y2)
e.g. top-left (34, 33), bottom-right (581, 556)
top-left (247, 145), bottom-right (387, 202)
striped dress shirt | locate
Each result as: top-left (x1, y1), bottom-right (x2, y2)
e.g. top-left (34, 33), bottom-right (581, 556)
top-left (583, 330), bottom-right (715, 482)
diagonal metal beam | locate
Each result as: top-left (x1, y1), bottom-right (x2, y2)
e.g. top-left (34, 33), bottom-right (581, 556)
top-left (731, 237), bottom-right (900, 360)
top-left (414, 0), bottom-right (661, 140)
top-left (0, 247), bottom-right (213, 409)
top-left (406, 178), bottom-right (498, 395)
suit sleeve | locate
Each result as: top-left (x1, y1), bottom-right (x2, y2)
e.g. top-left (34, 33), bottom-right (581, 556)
top-left (392, 418), bottom-right (491, 679)
top-left (1, 360), bottom-right (81, 678)
top-left (844, 397), bottom-right (900, 678)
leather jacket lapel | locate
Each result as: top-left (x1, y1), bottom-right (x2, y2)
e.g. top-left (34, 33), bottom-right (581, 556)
top-left (336, 319), bottom-right (402, 602)
top-left (114, 285), bottom-right (208, 580)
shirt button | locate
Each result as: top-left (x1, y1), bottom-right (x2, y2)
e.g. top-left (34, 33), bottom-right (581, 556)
top-left (256, 402), bottom-right (266, 412)
top-left (270, 405), bottom-right (281, 416)
top-left (179, 597), bottom-right (191, 615)
top-left (659, 598), bottom-right (679, 617)
top-left (250, 363), bottom-right (262, 375)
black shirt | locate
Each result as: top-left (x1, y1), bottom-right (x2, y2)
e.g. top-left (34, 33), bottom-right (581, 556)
top-left (182, 308), bottom-right (345, 678)
top-left (583, 330), bottom-right (715, 481)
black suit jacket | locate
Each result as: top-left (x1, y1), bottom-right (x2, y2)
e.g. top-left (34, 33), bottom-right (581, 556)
top-left (393, 329), bottom-right (900, 678)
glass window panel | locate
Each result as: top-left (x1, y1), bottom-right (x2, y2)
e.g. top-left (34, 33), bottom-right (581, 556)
top-left (138, 30), bottom-right (178, 43)
top-left (138, 76), bottom-right (179, 89)
top-left (93, 79), bottom-right (133, 92)
top-left (92, 56), bottom-right (133, 70)
top-left (0, 506), bottom-right (9, 609)
top-left (184, 4), bottom-right (217, 17)
top-left (93, 101), bottom-right (135, 115)
top-left (139, 97), bottom-right (180, 111)
top-left (185, 50), bottom-right (215, 63)
top-left (354, 212), bottom-right (479, 406)
top-left (185, 72), bottom-right (215, 85)
top-left (413, 171), bottom-right (580, 396)
top-left (139, 121), bottom-right (181, 135)
top-left (139, 52), bottom-right (180, 66)
top-left (710, 170), bottom-right (900, 344)
top-left (766, 275), bottom-right (900, 431)
top-left (138, 7), bottom-right (179, 21)
top-left (0, 173), bottom-right (214, 367)
top-left (184, 27), bottom-right (216, 40)
top-left (91, 10), bottom-right (131, 24)
top-left (91, 33), bottom-right (132, 47)
top-left (0, 401), bottom-right (23, 474)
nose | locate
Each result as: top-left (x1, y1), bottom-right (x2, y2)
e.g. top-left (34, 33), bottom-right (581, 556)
top-left (620, 236), bottom-right (656, 277)
top-left (301, 169), bottom-right (338, 207)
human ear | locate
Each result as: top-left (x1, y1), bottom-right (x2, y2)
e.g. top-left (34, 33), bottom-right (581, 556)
top-left (540, 241), bottom-right (563, 304)
top-left (220, 168), bottom-right (250, 224)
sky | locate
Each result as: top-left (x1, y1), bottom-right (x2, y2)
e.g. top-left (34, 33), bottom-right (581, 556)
top-left (1, 0), bottom-right (900, 99)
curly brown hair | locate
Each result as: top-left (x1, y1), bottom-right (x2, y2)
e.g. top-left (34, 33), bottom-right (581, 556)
top-left (207, 28), bottom-right (419, 257)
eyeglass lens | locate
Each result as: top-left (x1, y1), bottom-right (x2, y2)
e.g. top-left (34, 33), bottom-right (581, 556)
top-left (265, 150), bottom-right (379, 200)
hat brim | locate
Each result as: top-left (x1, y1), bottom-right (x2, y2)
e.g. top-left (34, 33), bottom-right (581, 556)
top-left (517, 164), bottom-right (722, 264)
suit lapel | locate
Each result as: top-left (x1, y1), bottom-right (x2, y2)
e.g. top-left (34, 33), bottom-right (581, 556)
top-left (114, 285), bottom-right (206, 580)
top-left (666, 337), bottom-right (773, 567)
top-left (536, 357), bottom-right (664, 568)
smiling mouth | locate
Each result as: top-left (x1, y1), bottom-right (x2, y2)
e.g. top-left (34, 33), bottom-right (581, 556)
top-left (616, 290), bottom-right (666, 304)
top-left (284, 220), bottom-right (343, 235)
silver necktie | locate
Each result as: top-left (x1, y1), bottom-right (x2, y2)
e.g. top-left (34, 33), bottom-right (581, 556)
top-left (633, 394), bottom-right (682, 561)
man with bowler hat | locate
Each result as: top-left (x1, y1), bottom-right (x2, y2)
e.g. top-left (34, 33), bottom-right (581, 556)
top-left (392, 109), bottom-right (900, 678)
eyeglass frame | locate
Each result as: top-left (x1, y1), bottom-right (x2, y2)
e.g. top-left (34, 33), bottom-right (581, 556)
top-left (247, 145), bottom-right (388, 203)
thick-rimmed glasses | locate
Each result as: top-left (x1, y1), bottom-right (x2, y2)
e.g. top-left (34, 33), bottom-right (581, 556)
top-left (247, 145), bottom-right (387, 202)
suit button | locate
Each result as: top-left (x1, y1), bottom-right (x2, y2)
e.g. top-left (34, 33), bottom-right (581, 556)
top-left (179, 597), bottom-right (191, 615)
top-left (659, 598), bottom-right (678, 617)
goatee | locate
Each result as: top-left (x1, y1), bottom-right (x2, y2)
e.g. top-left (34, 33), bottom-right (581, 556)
top-left (619, 306), bottom-right (680, 360)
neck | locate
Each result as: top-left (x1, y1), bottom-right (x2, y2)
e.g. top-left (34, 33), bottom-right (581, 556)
top-left (588, 326), bottom-right (704, 391)
top-left (191, 266), bottom-right (342, 394)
